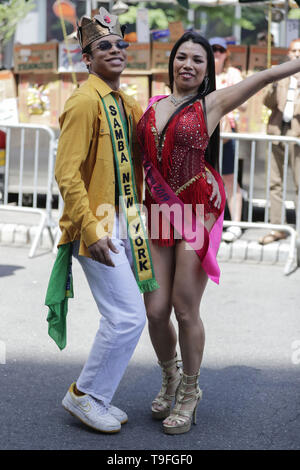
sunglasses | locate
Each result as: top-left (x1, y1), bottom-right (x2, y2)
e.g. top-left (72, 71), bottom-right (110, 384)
top-left (92, 40), bottom-right (129, 51)
top-left (212, 45), bottom-right (226, 53)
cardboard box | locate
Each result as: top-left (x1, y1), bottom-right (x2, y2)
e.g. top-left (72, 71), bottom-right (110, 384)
top-left (126, 43), bottom-right (151, 70)
top-left (14, 42), bottom-right (58, 74)
top-left (0, 98), bottom-right (19, 125)
top-left (227, 45), bottom-right (248, 74)
top-left (152, 42), bottom-right (175, 70)
top-left (168, 21), bottom-right (184, 42)
top-left (58, 41), bottom-right (87, 73)
top-left (120, 75), bottom-right (150, 111)
top-left (248, 46), bottom-right (288, 72)
top-left (0, 70), bottom-right (17, 100)
top-left (18, 73), bottom-right (60, 128)
top-left (59, 73), bottom-right (88, 114)
top-left (151, 73), bottom-right (170, 97)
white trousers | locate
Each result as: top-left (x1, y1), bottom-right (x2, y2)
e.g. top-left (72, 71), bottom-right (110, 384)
top-left (72, 216), bottom-right (146, 406)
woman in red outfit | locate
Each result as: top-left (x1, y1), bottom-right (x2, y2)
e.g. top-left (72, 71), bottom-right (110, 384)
top-left (137, 31), bottom-right (300, 435)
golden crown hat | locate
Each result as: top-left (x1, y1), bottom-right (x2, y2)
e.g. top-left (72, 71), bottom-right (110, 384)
top-left (77, 7), bottom-right (125, 50)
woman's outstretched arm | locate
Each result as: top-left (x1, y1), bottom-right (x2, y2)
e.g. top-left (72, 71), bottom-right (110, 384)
top-left (206, 58), bottom-right (300, 136)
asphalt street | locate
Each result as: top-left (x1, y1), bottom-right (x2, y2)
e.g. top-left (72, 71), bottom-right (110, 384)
top-left (0, 244), bottom-right (299, 452)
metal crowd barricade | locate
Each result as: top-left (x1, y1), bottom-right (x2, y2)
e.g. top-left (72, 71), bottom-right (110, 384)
top-left (0, 123), bottom-right (58, 257)
top-left (220, 132), bottom-right (300, 275)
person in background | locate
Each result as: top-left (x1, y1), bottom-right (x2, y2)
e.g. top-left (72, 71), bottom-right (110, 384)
top-left (259, 38), bottom-right (300, 245)
top-left (257, 31), bottom-right (275, 47)
top-left (209, 37), bottom-right (245, 242)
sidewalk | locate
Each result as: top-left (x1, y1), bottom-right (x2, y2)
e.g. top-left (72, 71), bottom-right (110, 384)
top-left (0, 209), bottom-right (60, 249)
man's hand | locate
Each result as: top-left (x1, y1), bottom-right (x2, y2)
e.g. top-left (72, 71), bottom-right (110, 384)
top-left (88, 237), bottom-right (119, 267)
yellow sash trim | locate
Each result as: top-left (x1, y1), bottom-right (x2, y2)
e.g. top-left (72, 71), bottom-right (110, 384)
top-left (102, 93), bottom-right (159, 293)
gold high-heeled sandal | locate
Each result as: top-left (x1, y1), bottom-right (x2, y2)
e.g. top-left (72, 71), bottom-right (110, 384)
top-left (151, 355), bottom-right (182, 420)
top-left (163, 372), bottom-right (202, 435)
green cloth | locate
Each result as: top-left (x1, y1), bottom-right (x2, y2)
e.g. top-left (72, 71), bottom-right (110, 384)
top-left (45, 243), bottom-right (73, 350)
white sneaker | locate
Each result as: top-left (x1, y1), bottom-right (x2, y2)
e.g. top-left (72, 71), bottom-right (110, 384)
top-left (222, 226), bottom-right (242, 243)
top-left (62, 383), bottom-right (121, 433)
top-left (108, 405), bottom-right (128, 424)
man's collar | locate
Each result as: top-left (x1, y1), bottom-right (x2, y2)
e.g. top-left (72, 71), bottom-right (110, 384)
top-left (88, 73), bottom-right (116, 97)
top-left (87, 73), bottom-right (132, 107)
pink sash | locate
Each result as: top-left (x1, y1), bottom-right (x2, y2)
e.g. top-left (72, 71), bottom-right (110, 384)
top-left (142, 96), bottom-right (225, 284)
top-left (144, 159), bottom-right (209, 257)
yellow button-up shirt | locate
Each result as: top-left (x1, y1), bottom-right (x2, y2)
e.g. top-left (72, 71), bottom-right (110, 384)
top-left (55, 73), bottom-right (143, 257)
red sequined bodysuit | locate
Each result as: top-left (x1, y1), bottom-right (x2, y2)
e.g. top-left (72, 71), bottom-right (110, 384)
top-left (138, 98), bottom-right (223, 245)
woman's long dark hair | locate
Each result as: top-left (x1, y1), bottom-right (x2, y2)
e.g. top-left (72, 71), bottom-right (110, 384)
top-left (168, 31), bottom-right (220, 171)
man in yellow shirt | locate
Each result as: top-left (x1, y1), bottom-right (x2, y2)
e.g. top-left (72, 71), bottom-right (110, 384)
top-left (55, 8), bottom-right (155, 434)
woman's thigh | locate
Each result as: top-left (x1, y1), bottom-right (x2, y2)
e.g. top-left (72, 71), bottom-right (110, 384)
top-left (172, 241), bottom-right (208, 319)
top-left (144, 240), bottom-right (176, 322)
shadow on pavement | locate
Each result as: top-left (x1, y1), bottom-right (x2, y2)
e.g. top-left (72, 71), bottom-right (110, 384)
top-left (0, 264), bottom-right (25, 278)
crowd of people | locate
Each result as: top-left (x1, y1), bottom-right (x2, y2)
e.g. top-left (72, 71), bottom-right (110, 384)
top-left (45, 7), bottom-right (300, 436)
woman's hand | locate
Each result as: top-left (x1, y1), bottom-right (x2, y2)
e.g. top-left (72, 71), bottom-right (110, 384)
top-left (206, 169), bottom-right (222, 209)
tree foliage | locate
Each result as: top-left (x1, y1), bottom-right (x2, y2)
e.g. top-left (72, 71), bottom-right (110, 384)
top-left (0, 0), bottom-right (35, 44)
top-left (119, 2), bottom-right (269, 41)
top-left (195, 6), bottom-right (255, 31)
top-left (119, 2), bottom-right (180, 31)
top-left (288, 8), bottom-right (300, 19)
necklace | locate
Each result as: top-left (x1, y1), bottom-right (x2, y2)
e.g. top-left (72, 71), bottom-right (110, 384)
top-left (170, 93), bottom-right (197, 107)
